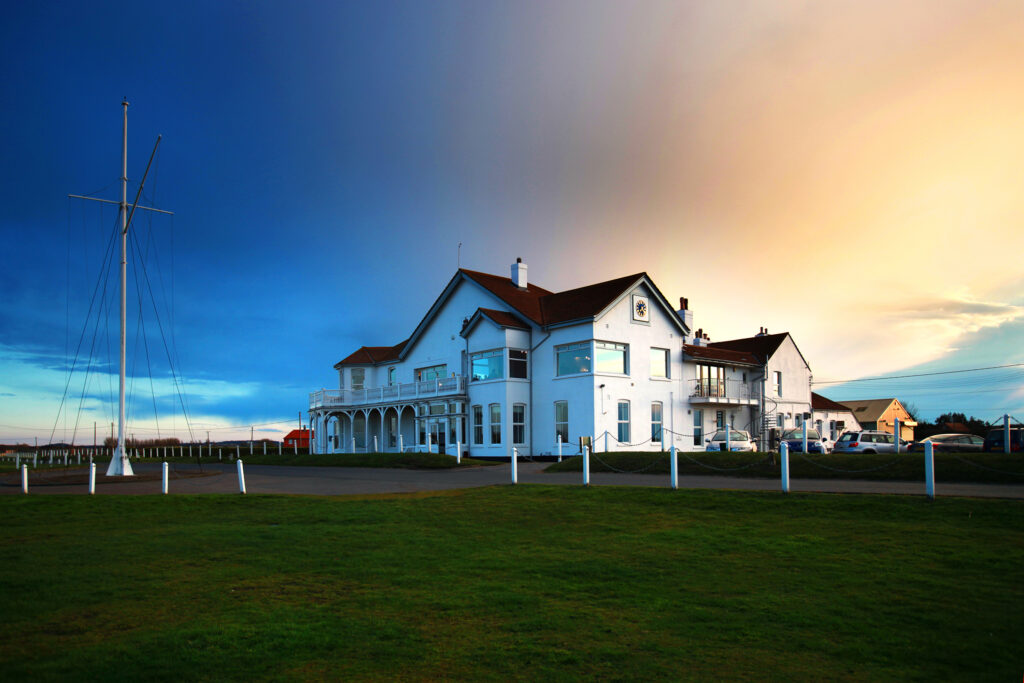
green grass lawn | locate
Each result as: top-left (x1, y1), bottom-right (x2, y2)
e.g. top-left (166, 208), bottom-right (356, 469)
top-left (1, 488), bottom-right (1021, 681)
top-left (546, 450), bottom-right (1024, 484)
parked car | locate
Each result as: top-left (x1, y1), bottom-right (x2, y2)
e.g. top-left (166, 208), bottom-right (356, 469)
top-left (907, 433), bottom-right (984, 453)
top-left (831, 430), bottom-right (901, 454)
top-left (779, 428), bottom-right (829, 453)
top-left (705, 429), bottom-right (756, 452)
top-left (982, 427), bottom-right (1024, 453)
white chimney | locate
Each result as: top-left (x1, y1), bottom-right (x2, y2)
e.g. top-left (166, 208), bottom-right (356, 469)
top-left (676, 296), bottom-right (694, 341)
top-left (511, 258), bottom-right (527, 289)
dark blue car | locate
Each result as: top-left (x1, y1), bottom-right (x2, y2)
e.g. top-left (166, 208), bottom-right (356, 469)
top-left (780, 428), bottom-right (828, 453)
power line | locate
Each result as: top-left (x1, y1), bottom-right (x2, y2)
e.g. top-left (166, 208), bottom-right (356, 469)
top-left (813, 362), bottom-right (1024, 385)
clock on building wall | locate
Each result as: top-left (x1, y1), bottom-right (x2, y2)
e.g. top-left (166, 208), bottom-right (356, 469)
top-left (632, 294), bottom-right (650, 322)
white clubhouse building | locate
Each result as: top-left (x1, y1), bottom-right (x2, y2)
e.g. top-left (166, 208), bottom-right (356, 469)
top-left (309, 261), bottom-right (815, 457)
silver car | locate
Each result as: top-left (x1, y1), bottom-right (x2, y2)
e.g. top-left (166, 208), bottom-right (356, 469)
top-left (705, 429), bottom-right (756, 452)
top-left (832, 431), bottom-right (900, 454)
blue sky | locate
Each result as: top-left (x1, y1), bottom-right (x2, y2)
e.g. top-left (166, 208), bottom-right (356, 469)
top-left (2, 1), bottom-right (1022, 443)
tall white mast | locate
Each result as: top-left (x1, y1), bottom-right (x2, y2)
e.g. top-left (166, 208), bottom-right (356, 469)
top-left (108, 99), bottom-right (133, 476)
top-left (69, 101), bottom-right (172, 476)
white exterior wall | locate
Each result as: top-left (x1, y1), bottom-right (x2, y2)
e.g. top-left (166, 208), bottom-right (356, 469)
top-left (812, 409), bottom-right (862, 441)
top-left (766, 336), bottom-right (812, 430)
top-left (549, 282), bottom-right (684, 453)
top-left (464, 324), bottom-right (533, 458)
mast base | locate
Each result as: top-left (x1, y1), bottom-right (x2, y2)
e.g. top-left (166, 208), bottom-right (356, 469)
top-left (105, 447), bottom-right (135, 476)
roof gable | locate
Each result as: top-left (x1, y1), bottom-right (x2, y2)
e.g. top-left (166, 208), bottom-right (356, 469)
top-left (837, 398), bottom-right (896, 422)
top-left (811, 392), bottom-right (853, 412)
top-left (708, 332), bottom-right (810, 370)
top-left (461, 308), bottom-right (531, 337)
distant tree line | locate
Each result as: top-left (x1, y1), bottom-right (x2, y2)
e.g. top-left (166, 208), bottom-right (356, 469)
top-left (914, 412), bottom-right (993, 439)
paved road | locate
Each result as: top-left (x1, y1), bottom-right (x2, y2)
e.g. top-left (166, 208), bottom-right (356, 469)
top-left (3, 461), bottom-right (1024, 499)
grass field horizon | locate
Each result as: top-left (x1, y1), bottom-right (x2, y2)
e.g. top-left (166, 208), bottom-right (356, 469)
top-left (2, 486), bottom-right (1022, 680)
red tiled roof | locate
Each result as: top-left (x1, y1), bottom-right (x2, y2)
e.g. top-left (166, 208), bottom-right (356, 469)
top-left (459, 269), bottom-right (552, 324)
top-left (539, 273), bottom-right (648, 325)
top-left (811, 392), bottom-right (850, 411)
top-left (477, 308), bottom-right (529, 329)
top-left (683, 344), bottom-right (760, 366)
top-left (339, 268), bottom-right (682, 364)
top-left (335, 340), bottom-right (408, 367)
top-left (283, 429), bottom-right (309, 440)
top-left (708, 332), bottom-right (790, 364)
top-left (460, 268), bottom-right (648, 326)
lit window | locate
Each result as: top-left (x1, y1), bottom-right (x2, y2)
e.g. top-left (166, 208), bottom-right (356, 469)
top-left (471, 350), bottom-right (503, 381)
top-left (556, 342), bottom-right (591, 376)
top-left (509, 349), bottom-right (528, 379)
top-left (651, 402), bottom-right (662, 443)
top-left (513, 403), bottom-right (526, 444)
top-left (416, 365), bottom-right (447, 382)
top-left (554, 401), bottom-right (568, 444)
top-left (617, 401), bottom-right (630, 443)
top-left (596, 342), bottom-right (628, 374)
top-left (489, 404), bottom-right (501, 444)
top-left (650, 348), bottom-right (669, 378)
top-left (472, 405), bottom-right (483, 445)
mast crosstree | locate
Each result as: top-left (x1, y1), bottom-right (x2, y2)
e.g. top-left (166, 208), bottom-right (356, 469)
top-left (69, 100), bottom-right (174, 476)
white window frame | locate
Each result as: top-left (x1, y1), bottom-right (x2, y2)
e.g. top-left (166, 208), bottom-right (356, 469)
top-left (489, 403), bottom-right (501, 445)
top-left (470, 349), bottom-right (504, 382)
top-left (651, 402), bottom-right (663, 443)
top-left (512, 403), bottom-right (526, 445)
top-left (774, 371), bottom-right (783, 397)
top-left (617, 400), bottom-right (630, 444)
top-left (650, 347), bottom-right (669, 379)
top-left (472, 405), bottom-right (483, 445)
top-left (595, 341), bottom-right (629, 375)
top-left (554, 401), bottom-right (568, 445)
top-left (509, 349), bottom-right (528, 379)
top-left (555, 341), bottom-right (592, 376)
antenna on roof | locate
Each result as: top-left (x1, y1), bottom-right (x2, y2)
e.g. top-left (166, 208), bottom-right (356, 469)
top-left (458, 242), bottom-right (462, 268)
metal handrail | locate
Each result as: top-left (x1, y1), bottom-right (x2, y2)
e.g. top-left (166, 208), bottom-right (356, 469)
top-left (310, 375), bottom-right (467, 409)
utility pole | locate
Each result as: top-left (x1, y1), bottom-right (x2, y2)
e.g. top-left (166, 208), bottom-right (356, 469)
top-left (94, 422), bottom-right (97, 449)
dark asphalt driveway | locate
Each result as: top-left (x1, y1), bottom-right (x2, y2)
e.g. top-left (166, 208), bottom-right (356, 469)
top-left (3, 460), bottom-right (1023, 499)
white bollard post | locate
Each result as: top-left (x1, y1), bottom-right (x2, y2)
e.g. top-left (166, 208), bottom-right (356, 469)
top-left (189, 445), bottom-right (193, 458)
top-left (780, 441), bottom-right (790, 494)
top-left (235, 445), bottom-right (240, 461)
top-left (237, 459), bottom-right (247, 494)
top-left (670, 445), bottom-right (678, 490)
top-left (456, 440), bottom-right (462, 464)
top-left (33, 453), bottom-right (37, 467)
top-left (726, 423), bottom-right (732, 452)
top-left (77, 453), bottom-right (81, 465)
top-left (263, 441), bottom-right (266, 455)
top-left (398, 434), bottom-right (404, 453)
top-left (925, 441), bottom-right (935, 500)
top-left (218, 449), bottom-right (222, 461)
top-left (511, 447), bottom-right (518, 484)
top-left (557, 434), bottom-right (563, 463)
top-left (21, 464), bottom-right (28, 494)
top-left (89, 462), bottom-right (96, 494)
top-left (350, 437), bottom-right (356, 454)
top-left (427, 431), bottom-right (432, 454)
top-left (373, 435), bottom-right (378, 453)
top-left (605, 432), bottom-right (609, 452)
top-left (162, 462), bottom-right (169, 495)
top-left (278, 441), bottom-right (282, 455)
top-left (1005, 414), bottom-right (1012, 455)
top-left (15, 454), bottom-right (19, 468)
top-left (802, 420), bottom-right (808, 454)
top-left (894, 417), bottom-right (900, 453)
top-left (249, 440), bottom-right (253, 456)
top-left (294, 439), bottom-right (298, 454)
top-left (583, 445), bottom-right (591, 486)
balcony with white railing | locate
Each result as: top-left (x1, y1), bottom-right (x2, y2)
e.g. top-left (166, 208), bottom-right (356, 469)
top-left (687, 378), bottom-right (758, 405)
top-left (310, 375), bottom-right (467, 410)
